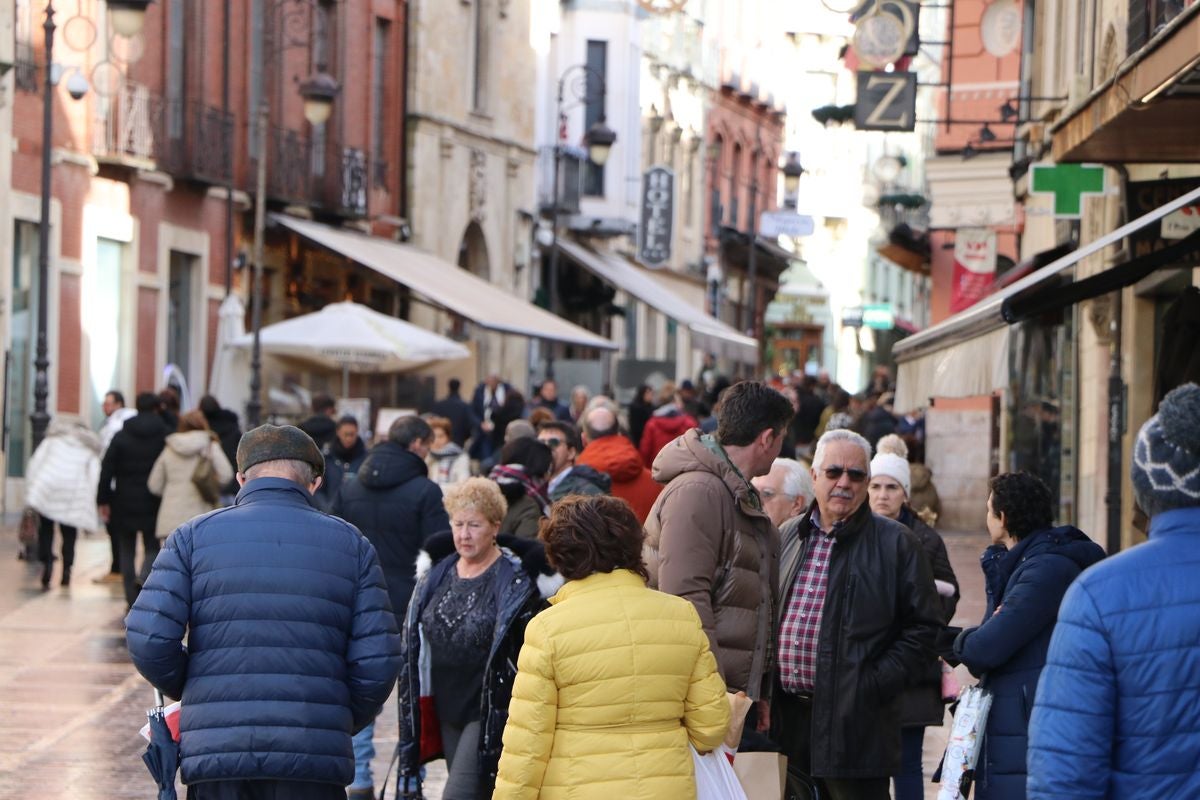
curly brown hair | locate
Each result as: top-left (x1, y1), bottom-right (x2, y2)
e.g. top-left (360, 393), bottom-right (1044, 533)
top-left (540, 495), bottom-right (649, 582)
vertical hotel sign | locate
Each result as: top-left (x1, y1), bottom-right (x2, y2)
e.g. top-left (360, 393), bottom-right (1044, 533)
top-left (639, 166), bottom-right (674, 267)
top-left (950, 228), bottom-right (997, 313)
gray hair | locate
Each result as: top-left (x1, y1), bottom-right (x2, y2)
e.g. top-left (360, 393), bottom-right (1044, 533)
top-left (812, 429), bottom-right (872, 473)
top-left (774, 458), bottom-right (815, 503)
top-left (244, 458), bottom-right (317, 486)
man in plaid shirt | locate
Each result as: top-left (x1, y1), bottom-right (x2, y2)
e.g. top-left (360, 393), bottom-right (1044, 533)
top-left (774, 429), bottom-right (942, 800)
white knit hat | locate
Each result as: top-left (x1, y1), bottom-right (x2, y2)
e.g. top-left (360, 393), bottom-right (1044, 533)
top-left (870, 453), bottom-right (911, 497)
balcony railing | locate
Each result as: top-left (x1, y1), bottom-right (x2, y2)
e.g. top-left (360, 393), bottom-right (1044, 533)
top-left (536, 144), bottom-right (585, 216)
top-left (326, 146), bottom-right (369, 217)
top-left (92, 82), bottom-right (233, 184)
top-left (14, 41), bottom-right (38, 93)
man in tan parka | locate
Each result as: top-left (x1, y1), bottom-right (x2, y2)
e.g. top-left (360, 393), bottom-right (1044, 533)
top-left (644, 381), bottom-right (795, 721)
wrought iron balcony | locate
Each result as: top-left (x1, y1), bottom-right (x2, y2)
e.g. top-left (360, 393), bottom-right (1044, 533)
top-left (536, 144), bottom-right (585, 216)
top-left (14, 41), bottom-right (38, 93)
top-left (92, 82), bottom-right (233, 184)
top-left (326, 146), bottom-right (369, 217)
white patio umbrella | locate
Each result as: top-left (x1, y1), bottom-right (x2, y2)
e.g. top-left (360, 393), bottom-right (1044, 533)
top-left (234, 301), bottom-right (471, 396)
top-left (208, 294), bottom-right (252, 417)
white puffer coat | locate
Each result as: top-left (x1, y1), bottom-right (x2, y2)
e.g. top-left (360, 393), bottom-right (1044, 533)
top-left (26, 417), bottom-right (103, 532)
top-left (147, 430), bottom-right (234, 538)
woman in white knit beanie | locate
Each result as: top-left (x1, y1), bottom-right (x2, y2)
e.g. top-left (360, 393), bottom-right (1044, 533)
top-left (868, 447), bottom-right (958, 800)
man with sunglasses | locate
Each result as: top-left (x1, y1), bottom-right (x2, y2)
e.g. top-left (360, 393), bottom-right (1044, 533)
top-left (774, 429), bottom-right (942, 800)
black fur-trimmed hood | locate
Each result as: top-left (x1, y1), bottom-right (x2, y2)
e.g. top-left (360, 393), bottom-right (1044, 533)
top-left (415, 531), bottom-right (564, 599)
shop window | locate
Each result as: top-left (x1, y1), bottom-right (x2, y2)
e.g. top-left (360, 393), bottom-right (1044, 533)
top-left (167, 250), bottom-right (198, 385)
top-left (6, 220), bottom-right (39, 477)
top-left (1007, 304), bottom-right (1077, 523)
top-left (88, 238), bottom-right (125, 424)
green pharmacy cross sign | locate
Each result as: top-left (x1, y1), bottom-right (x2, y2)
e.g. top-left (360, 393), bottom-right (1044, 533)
top-left (1030, 163), bottom-right (1106, 218)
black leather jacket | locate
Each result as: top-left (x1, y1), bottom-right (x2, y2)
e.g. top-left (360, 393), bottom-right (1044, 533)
top-left (775, 501), bottom-right (942, 778)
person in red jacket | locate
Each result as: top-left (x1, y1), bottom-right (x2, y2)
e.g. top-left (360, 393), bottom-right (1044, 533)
top-left (638, 393), bottom-right (698, 468)
top-left (577, 407), bottom-right (663, 523)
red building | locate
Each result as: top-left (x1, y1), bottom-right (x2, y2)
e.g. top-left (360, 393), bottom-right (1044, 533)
top-left (5, 0), bottom-right (408, 485)
top-left (703, 56), bottom-right (787, 364)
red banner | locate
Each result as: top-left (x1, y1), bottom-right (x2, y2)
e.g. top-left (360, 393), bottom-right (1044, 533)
top-left (950, 228), bottom-right (997, 313)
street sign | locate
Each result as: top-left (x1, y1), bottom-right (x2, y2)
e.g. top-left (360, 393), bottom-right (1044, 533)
top-left (854, 70), bottom-right (917, 131)
top-left (639, 165), bottom-right (674, 267)
top-left (1030, 163), bottom-right (1105, 218)
top-left (760, 211), bottom-right (815, 239)
top-left (861, 303), bottom-right (895, 329)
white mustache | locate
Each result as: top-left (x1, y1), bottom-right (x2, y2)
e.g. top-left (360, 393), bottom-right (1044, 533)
top-left (830, 489), bottom-right (855, 500)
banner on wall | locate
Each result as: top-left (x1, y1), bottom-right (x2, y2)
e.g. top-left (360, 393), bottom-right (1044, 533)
top-left (950, 228), bottom-right (997, 313)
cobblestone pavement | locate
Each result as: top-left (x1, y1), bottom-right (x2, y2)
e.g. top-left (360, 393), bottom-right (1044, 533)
top-left (0, 520), bottom-right (986, 800)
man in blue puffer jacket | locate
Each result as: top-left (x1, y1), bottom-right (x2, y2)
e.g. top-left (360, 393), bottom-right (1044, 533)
top-left (1029, 382), bottom-right (1200, 799)
top-left (126, 424), bottom-right (402, 800)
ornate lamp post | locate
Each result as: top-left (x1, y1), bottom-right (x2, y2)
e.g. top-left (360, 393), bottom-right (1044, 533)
top-left (544, 64), bottom-right (615, 379)
top-left (30, 0), bottom-right (152, 450)
top-left (782, 151), bottom-right (804, 209)
top-left (244, 3), bottom-right (340, 428)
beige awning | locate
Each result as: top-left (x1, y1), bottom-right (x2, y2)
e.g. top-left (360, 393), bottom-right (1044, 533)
top-left (274, 216), bottom-right (616, 350)
top-left (893, 183), bottom-right (1200, 409)
top-left (894, 327), bottom-right (1008, 412)
top-left (556, 239), bottom-right (759, 363)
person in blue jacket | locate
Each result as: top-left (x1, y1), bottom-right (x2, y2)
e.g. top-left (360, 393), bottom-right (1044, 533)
top-left (1028, 382), bottom-right (1200, 799)
top-left (951, 471), bottom-right (1103, 800)
top-left (125, 424), bottom-right (402, 800)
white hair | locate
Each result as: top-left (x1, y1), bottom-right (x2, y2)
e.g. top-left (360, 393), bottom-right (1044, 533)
top-left (812, 429), bottom-right (872, 473)
top-left (774, 458), bottom-right (815, 503)
top-left (244, 459), bottom-right (317, 486)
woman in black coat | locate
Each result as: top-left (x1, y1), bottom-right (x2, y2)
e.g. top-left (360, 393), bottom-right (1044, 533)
top-left (951, 472), bottom-right (1103, 800)
top-left (868, 451), bottom-right (959, 800)
top-left (397, 478), bottom-right (559, 799)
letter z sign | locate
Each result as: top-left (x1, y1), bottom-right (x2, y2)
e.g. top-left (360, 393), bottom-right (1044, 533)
top-left (854, 71), bottom-right (917, 132)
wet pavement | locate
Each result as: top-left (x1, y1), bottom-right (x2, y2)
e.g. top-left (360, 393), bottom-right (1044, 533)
top-left (0, 524), bottom-right (445, 799)
top-left (0, 519), bottom-right (987, 800)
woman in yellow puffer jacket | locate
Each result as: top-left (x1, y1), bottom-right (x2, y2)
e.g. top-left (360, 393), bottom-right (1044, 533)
top-left (494, 495), bottom-right (730, 799)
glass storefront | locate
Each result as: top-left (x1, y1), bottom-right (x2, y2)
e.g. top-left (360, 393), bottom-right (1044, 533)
top-left (1006, 303), bottom-right (1077, 524)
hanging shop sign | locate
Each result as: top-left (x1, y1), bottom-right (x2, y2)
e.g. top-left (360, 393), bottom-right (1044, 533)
top-left (950, 228), bottom-right (998, 313)
top-left (639, 165), bottom-right (675, 267)
top-left (637, 0), bottom-right (688, 13)
top-left (853, 0), bottom-right (920, 59)
top-left (1030, 163), bottom-right (1106, 218)
top-left (1126, 177), bottom-right (1200, 252)
top-left (854, 70), bottom-right (917, 131)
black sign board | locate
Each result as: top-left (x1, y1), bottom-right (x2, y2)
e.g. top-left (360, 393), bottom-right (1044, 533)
top-left (1126, 177), bottom-right (1200, 258)
top-left (854, 71), bottom-right (917, 132)
top-left (639, 166), bottom-right (675, 267)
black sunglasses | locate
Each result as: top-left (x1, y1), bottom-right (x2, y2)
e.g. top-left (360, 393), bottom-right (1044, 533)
top-left (541, 437), bottom-right (564, 449)
top-left (823, 466), bottom-right (868, 483)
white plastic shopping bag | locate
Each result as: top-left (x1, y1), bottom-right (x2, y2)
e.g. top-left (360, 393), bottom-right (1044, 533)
top-left (693, 744), bottom-right (749, 800)
top-left (937, 685), bottom-right (994, 800)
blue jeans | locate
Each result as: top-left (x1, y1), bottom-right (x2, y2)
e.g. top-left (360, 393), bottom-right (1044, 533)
top-left (350, 721), bottom-right (376, 790)
top-left (351, 720), bottom-right (423, 793)
top-left (893, 725), bottom-right (926, 800)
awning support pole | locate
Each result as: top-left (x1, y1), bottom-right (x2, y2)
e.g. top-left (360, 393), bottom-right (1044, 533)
top-left (1105, 288), bottom-right (1125, 554)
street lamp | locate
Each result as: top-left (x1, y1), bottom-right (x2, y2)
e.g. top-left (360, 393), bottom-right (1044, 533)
top-left (107, 0), bottom-right (155, 37)
top-left (782, 151), bottom-right (804, 207)
top-left (543, 64), bottom-right (616, 379)
top-left (246, 65), bottom-right (339, 427)
top-left (30, 0), bottom-right (151, 450)
top-left (243, 3), bottom-right (338, 429)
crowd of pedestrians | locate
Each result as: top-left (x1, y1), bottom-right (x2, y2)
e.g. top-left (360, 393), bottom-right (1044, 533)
top-left (20, 368), bottom-right (1200, 799)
